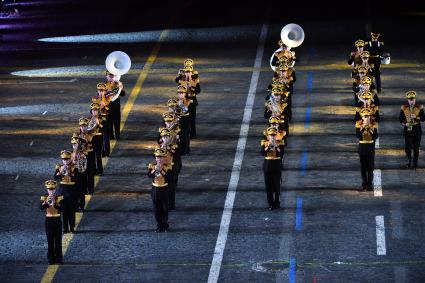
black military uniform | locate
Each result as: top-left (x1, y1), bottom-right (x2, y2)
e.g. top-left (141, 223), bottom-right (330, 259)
top-left (105, 71), bottom-right (126, 140)
top-left (261, 127), bottom-right (285, 209)
top-left (177, 86), bottom-right (195, 155)
top-left (71, 135), bottom-right (88, 211)
top-left (355, 108), bottom-right (378, 191)
top-left (270, 40), bottom-right (296, 69)
top-left (79, 117), bottom-right (95, 194)
top-left (147, 148), bottom-right (173, 232)
top-left (348, 40), bottom-right (365, 66)
top-left (40, 180), bottom-right (63, 264)
top-left (399, 91), bottom-right (425, 169)
top-left (87, 102), bottom-right (103, 175)
top-left (161, 112), bottom-right (182, 186)
top-left (175, 61), bottom-right (201, 139)
top-left (53, 150), bottom-right (78, 233)
top-left (364, 32), bottom-right (384, 93)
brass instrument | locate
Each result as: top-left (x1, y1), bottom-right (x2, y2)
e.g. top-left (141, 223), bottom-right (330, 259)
top-left (407, 105), bottom-right (414, 132)
top-left (47, 193), bottom-right (55, 206)
top-left (73, 151), bottom-right (87, 173)
top-left (267, 96), bottom-right (282, 116)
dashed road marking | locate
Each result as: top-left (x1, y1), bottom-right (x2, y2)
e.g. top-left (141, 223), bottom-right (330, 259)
top-left (376, 215), bottom-right (386, 255)
top-left (373, 169), bottom-right (382, 197)
top-left (42, 111), bottom-right (48, 115)
top-left (29, 141), bottom-right (34, 147)
top-left (15, 174), bottom-right (19, 181)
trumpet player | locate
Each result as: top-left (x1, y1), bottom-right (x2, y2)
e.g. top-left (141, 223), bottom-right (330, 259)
top-left (87, 102), bottom-right (103, 175)
top-left (261, 127), bottom-right (285, 210)
top-left (177, 85), bottom-right (194, 155)
top-left (147, 148), bottom-right (173, 232)
top-left (71, 135), bottom-right (88, 211)
top-left (176, 63), bottom-right (201, 139)
top-left (94, 83), bottom-right (111, 157)
top-left (78, 117), bottom-right (95, 194)
top-left (105, 70), bottom-right (126, 140)
top-left (348, 40), bottom-right (365, 66)
top-left (355, 89), bottom-right (380, 108)
top-left (54, 150), bottom-right (78, 233)
top-left (353, 73), bottom-right (376, 94)
top-left (40, 180), bottom-right (63, 264)
top-left (356, 108), bottom-right (378, 191)
top-left (365, 32), bottom-right (385, 93)
top-left (264, 87), bottom-right (290, 122)
top-left (399, 91), bottom-right (425, 169)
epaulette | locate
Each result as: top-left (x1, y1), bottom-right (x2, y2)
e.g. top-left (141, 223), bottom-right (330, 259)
top-left (261, 140), bottom-right (267, 146)
top-left (163, 164), bottom-right (173, 171)
top-left (41, 196), bottom-right (47, 201)
top-left (374, 106), bottom-right (379, 111)
top-left (170, 144), bottom-right (178, 150)
top-left (55, 164), bottom-right (61, 170)
top-left (148, 163), bottom-right (155, 170)
top-left (401, 105), bottom-right (408, 110)
top-left (418, 104), bottom-right (424, 110)
top-left (355, 107), bottom-right (361, 113)
top-left (355, 120), bottom-right (363, 128)
top-left (158, 127), bottom-right (166, 133)
top-left (56, 196), bottom-right (63, 202)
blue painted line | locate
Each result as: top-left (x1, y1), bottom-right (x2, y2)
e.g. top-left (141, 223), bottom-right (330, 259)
top-left (289, 257), bottom-right (296, 283)
top-left (295, 197), bottom-right (303, 231)
top-left (307, 71), bottom-right (313, 92)
top-left (300, 151), bottom-right (308, 176)
top-left (304, 107), bottom-right (311, 129)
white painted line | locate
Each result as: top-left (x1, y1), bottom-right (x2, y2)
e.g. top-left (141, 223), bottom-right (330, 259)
top-left (373, 169), bottom-right (382, 197)
top-left (375, 137), bottom-right (380, 148)
top-left (0, 78), bottom-right (77, 85)
top-left (207, 23), bottom-right (268, 283)
top-left (29, 141), bottom-right (34, 147)
top-left (42, 111), bottom-right (48, 115)
top-left (15, 175), bottom-right (20, 181)
top-left (376, 215), bottom-right (386, 255)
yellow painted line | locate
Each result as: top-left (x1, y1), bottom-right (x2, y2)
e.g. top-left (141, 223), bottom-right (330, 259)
top-left (40, 28), bottom-right (170, 283)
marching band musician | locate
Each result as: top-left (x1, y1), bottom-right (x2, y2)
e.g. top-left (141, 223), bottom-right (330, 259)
top-left (261, 127), bottom-right (285, 210)
top-left (54, 150), bottom-right (78, 233)
top-left (105, 70), bottom-right (126, 140)
top-left (264, 86), bottom-right (291, 122)
top-left (355, 88), bottom-right (380, 107)
top-left (175, 62), bottom-right (201, 139)
top-left (87, 102), bottom-right (103, 176)
top-left (355, 108), bottom-right (378, 191)
top-left (78, 117), bottom-right (95, 194)
top-left (158, 129), bottom-right (179, 210)
top-left (177, 85), bottom-right (194, 155)
top-left (71, 134), bottom-right (88, 212)
top-left (348, 40), bottom-right (365, 66)
top-left (354, 91), bottom-right (380, 123)
top-left (147, 148), bottom-right (173, 232)
top-left (94, 83), bottom-right (111, 157)
top-left (365, 32), bottom-right (384, 93)
top-left (40, 180), bottom-right (63, 265)
top-left (161, 112), bottom-right (182, 184)
top-left (399, 91), bottom-right (425, 169)
top-left (271, 40), bottom-right (296, 69)
top-left (353, 72), bottom-right (376, 94)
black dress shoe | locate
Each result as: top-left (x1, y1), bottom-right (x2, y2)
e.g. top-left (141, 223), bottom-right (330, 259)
top-left (268, 206), bottom-right (274, 211)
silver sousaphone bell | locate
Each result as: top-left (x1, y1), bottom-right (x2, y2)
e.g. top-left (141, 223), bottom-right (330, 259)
top-left (270, 23), bottom-right (305, 71)
top-left (381, 53), bottom-right (390, 65)
top-left (105, 51), bottom-right (131, 76)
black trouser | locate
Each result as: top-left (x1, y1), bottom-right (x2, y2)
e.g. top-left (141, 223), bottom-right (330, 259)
top-left (92, 135), bottom-right (103, 174)
top-left (189, 105), bottom-right (197, 139)
top-left (77, 171), bottom-right (87, 210)
top-left (102, 116), bottom-right (111, 156)
top-left (372, 64), bottom-right (381, 92)
top-left (179, 116), bottom-right (191, 155)
top-left (263, 160), bottom-right (282, 207)
top-left (358, 143), bottom-right (375, 188)
top-left (404, 128), bottom-right (422, 166)
top-left (151, 186), bottom-right (169, 229)
top-left (45, 217), bottom-right (62, 263)
top-left (109, 99), bottom-right (121, 139)
top-left (60, 184), bottom-right (76, 231)
top-left (168, 166), bottom-right (178, 210)
top-left (86, 150), bottom-right (95, 194)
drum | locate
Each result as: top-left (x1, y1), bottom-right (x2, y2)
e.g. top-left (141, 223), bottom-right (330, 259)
top-left (381, 53), bottom-right (390, 65)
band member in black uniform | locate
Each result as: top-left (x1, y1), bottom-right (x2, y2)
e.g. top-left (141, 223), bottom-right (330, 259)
top-left (78, 117), bottom-right (95, 194)
top-left (365, 32), bottom-right (384, 93)
top-left (87, 102), bottom-right (103, 175)
top-left (261, 127), bottom-right (285, 210)
top-left (264, 86), bottom-right (291, 122)
top-left (71, 134), bottom-right (88, 211)
top-left (54, 150), bottom-right (78, 233)
top-left (40, 180), bottom-right (63, 264)
top-left (105, 71), bottom-right (126, 140)
top-left (353, 73), bottom-right (376, 94)
top-left (147, 148), bottom-right (172, 232)
top-left (348, 40), bottom-right (365, 66)
top-left (161, 112), bottom-right (182, 183)
top-left (354, 91), bottom-right (380, 123)
top-left (355, 108), bottom-right (378, 191)
top-left (94, 83), bottom-right (111, 157)
top-left (399, 91), bottom-right (425, 169)
top-left (176, 62), bottom-right (201, 139)
top-left (271, 40), bottom-right (296, 69)
top-left (177, 85), bottom-right (194, 155)
top-left (355, 89), bottom-right (380, 108)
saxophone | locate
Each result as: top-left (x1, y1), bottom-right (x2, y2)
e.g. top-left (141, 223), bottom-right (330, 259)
top-left (407, 105), bottom-right (414, 132)
top-left (75, 151), bottom-right (87, 173)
